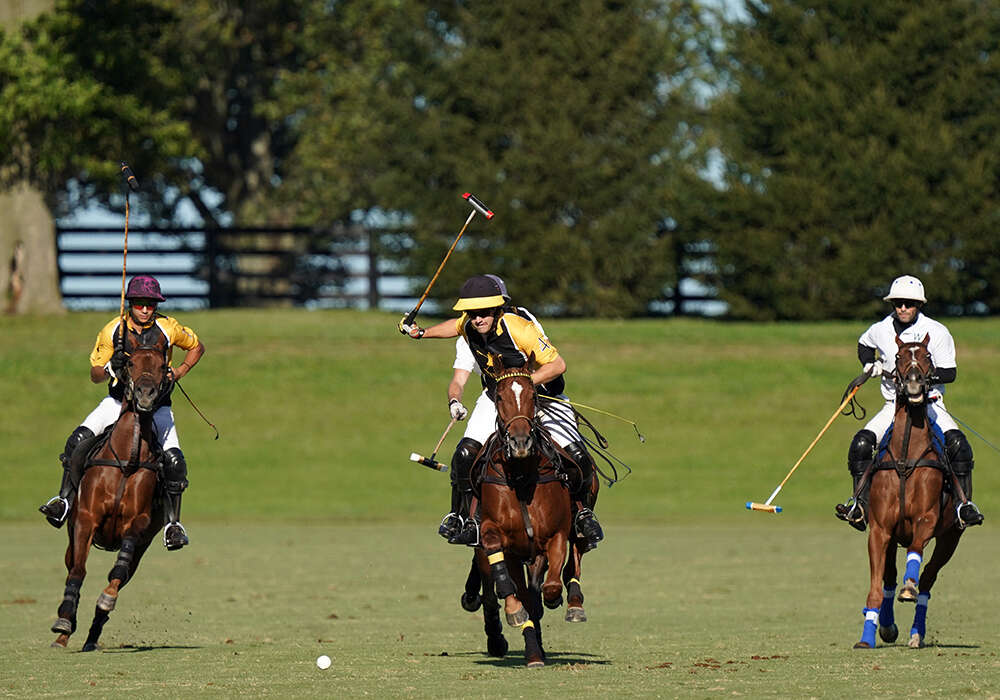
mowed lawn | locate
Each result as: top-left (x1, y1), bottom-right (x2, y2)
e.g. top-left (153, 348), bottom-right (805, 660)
top-left (2, 310), bottom-right (998, 697)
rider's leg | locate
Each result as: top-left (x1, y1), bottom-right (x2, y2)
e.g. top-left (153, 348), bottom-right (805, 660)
top-left (161, 448), bottom-right (190, 550)
top-left (835, 429), bottom-right (877, 531)
top-left (563, 441), bottom-right (604, 551)
top-left (944, 429), bottom-right (983, 528)
top-left (39, 426), bottom-right (95, 528)
top-left (445, 438), bottom-right (483, 545)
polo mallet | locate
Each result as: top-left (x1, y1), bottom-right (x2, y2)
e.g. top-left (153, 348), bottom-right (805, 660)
top-left (409, 418), bottom-right (456, 472)
top-left (115, 162), bottom-right (141, 374)
top-left (401, 192), bottom-right (494, 328)
top-left (746, 369), bottom-right (872, 513)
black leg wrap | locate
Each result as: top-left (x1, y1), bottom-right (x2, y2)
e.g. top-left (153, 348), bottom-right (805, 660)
top-left (490, 556), bottom-right (517, 599)
top-left (451, 438), bottom-right (482, 498)
top-left (109, 538), bottom-right (136, 583)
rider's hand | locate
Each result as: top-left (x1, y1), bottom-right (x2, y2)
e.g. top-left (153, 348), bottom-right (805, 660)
top-left (449, 398), bottom-right (468, 421)
top-left (398, 316), bottom-right (425, 339)
top-left (110, 348), bottom-right (128, 375)
top-left (863, 359), bottom-right (884, 377)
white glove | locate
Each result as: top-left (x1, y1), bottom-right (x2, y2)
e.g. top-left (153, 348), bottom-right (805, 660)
top-left (863, 360), bottom-right (884, 377)
top-left (449, 399), bottom-right (468, 421)
top-left (397, 317), bottom-right (424, 338)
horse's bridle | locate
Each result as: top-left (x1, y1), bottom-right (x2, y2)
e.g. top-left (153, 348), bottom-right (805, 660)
top-left (892, 344), bottom-right (934, 405)
top-left (122, 344), bottom-right (171, 411)
top-left (495, 370), bottom-right (538, 459)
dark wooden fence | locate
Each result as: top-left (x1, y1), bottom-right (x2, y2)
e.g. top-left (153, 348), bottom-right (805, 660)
top-left (56, 224), bottom-right (722, 314)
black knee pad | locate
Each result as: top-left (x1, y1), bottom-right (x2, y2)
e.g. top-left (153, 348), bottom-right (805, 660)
top-left (62, 426), bottom-right (95, 465)
top-left (944, 430), bottom-right (974, 475)
top-left (847, 430), bottom-right (877, 476)
top-left (563, 440), bottom-right (594, 489)
top-left (162, 448), bottom-right (189, 494)
top-left (451, 438), bottom-right (482, 490)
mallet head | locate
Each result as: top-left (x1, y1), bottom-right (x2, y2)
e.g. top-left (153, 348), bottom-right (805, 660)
top-left (746, 501), bottom-right (782, 513)
top-left (410, 452), bottom-right (448, 472)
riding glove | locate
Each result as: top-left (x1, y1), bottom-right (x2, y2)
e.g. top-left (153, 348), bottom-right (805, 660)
top-left (863, 359), bottom-right (884, 377)
top-left (449, 399), bottom-right (469, 421)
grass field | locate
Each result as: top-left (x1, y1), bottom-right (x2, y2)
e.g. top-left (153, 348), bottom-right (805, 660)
top-left (2, 311), bottom-right (998, 697)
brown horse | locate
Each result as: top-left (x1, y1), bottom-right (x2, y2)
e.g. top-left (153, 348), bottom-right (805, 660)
top-left (50, 336), bottom-right (172, 651)
top-left (855, 334), bottom-right (965, 649)
top-left (466, 357), bottom-right (575, 667)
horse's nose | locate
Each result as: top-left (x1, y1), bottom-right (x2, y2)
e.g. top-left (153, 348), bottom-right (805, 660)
top-left (510, 434), bottom-right (533, 458)
top-left (135, 382), bottom-right (158, 410)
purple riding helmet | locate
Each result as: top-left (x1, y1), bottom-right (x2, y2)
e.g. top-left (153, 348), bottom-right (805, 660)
top-left (125, 275), bottom-right (166, 302)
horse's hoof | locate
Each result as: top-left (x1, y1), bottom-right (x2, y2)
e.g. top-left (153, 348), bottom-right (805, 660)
top-left (506, 607), bottom-right (529, 627)
top-left (897, 585), bottom-right (918, 603)
top-left (879, 624), bottom-right (899, 644)
top-left (487, 635), bottom-right (508, 658)
top-left (51, 618), bottom-right (73, 635)
top-left (460, 592), bottom-right (482, 613)
top-left (526, 660), bottom-right (545, 668)
top-left (82, 642), bottom-right (100, 652)
top-left (97, 592), bottom-right (117, 612)
top-left (908, 633), bottom-right (924, 648)
top-left (853, 641), bottom-right (873, 649)
top-left (50, 637), bottom-right (68, 649)
top-left (543, 594), bottom-right (562, 610)
top-left (565, 606), bottom-right (587, 623)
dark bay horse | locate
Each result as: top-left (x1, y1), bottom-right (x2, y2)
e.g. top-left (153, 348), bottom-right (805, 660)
top-left (51, 336), bottom-right (172, 650)
top-left (855, 334), bottom-right (965, 649)
top-left (466, 358), bottom-right (575, 667)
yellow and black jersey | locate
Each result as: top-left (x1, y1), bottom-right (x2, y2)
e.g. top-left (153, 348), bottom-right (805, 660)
top-left (455, 310), bottom-right (565, 398)
top-left (91, 314), bottom-right (200, 401)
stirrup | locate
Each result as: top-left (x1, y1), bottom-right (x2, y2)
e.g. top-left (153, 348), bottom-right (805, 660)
top-left (575, 508), bottom-right (604, 550)
top-left (835, 499), bottom-right (866, 531)
top-left (438, 512), bottom-right (462, 540)
top-left (956, 501), bottom-right (984, 529)
top-left (164, 522), bottom-right (189, 550)
top-left (39, 497), bottom-right (69, 528)
top-left (449, 518), bottom-right (480, 547)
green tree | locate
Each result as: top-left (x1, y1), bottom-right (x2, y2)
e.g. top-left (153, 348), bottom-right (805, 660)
top-left (0, 0), bottom-right (309, 225)
top-left (708, 0), bottom-right (1000, 320)
top-left (279, 0), bottom-right (723, 316)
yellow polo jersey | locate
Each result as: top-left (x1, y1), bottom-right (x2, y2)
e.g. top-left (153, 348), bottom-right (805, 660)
top-left (455, 311), bottom-right (563, 396)
top-left (90, 314), bottom-right (200, 369)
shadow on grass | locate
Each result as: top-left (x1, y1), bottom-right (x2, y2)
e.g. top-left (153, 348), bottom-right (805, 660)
top-left (100, 644), bottom-right (204, 653)
top-left (468, 651), bottom-right (611, 668)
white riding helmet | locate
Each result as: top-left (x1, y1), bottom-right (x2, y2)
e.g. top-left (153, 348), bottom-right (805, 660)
top-left (883, 275), bottom-right (926, 303)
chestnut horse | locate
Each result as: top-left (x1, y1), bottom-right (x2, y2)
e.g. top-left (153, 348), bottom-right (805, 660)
top-left (465, 358), bottom-right (575, 667)
top-left (855, 334), bottom-right (965, 649)
top-left (50, 336), bottom-right (172, 651)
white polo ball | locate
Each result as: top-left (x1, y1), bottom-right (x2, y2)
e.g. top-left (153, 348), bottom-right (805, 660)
top-left (316, 654), bottom-right (332, 670)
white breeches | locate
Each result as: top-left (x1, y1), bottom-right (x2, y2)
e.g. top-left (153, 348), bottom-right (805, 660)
top-left (81, 396), bottom-right (181, 451)
top-left (864, 398), bottom-right (958, 441)
top-left (463, 390), bottom-right (582, 448)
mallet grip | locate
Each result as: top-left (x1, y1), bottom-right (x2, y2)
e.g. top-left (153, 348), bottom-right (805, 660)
top-left (403, 308), bottom-right (418, 326)
top-left (463, 192), bottom-right (494, 219)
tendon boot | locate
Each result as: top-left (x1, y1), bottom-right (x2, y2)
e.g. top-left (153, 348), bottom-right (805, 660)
top-left (443, 438), bottom-right (481, 545)
top-left (565, 441), bottom-right (604, 551)
top-left (835, 429), bottom-right (876, 532)
top-left (39, 426), bottom-right (94, 528)
top-left (946, 430), bottom-right (984, 528)
top-left (162, 448), bottom-right (190, 550)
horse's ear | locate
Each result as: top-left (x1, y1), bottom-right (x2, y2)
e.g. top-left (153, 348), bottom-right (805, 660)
top-left (527, 351), bottom-right (536, 365)
top-left (922, 332), bottom-right (930, 346)
top-left (895, 335), bottom-right (904, 348)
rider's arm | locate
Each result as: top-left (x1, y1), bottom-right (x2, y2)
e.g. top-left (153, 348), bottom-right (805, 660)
top-left (172, 341), bottom-right (205, 380)
top-left (531, 355), bottom-right (566, 387)
top-left (420, 318), bottom-right (462, 339)
top-left (449, 368), bottom-right (472, 403)
top-left (931, 367), bottom-right (956, 384)
top-left (857, 343), bottom-right (876, 365)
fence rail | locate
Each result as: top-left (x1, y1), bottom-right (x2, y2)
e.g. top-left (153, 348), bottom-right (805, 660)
top-left (56, 225), bottom-right (723, 315)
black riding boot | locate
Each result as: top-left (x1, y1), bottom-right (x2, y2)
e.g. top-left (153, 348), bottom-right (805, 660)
top-left (946, 430), bottom-right (984, 528)
top-left (564, 441), bottom-right (604, 551)
top-left (443, 438), bottom-right (481, 545)
top-left (162, 448), bottom-right (190, 550)
top-left (39, 426), bottom-right (94, 528)
top-left (835, 429), bottom-right (876, 532)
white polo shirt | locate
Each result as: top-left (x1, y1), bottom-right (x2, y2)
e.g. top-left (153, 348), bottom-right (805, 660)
top-left (859, 312), bottom-right (956, 401)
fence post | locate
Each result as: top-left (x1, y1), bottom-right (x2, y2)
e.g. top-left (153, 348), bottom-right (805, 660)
top-left (367, 227), bottom-right (379, 310)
